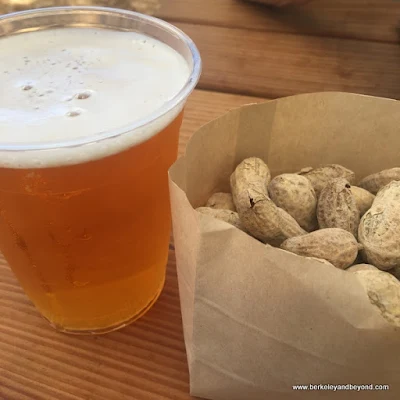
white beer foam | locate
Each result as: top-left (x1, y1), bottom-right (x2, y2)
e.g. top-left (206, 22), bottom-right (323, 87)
top-left (0, 27), bottom-right (190, 168)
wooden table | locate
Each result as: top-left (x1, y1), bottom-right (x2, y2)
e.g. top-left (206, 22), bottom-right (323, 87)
top-left (1, 1), bottom-right (399, 399)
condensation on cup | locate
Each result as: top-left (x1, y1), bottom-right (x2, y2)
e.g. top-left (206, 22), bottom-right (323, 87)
top-left (0, 6), bottom-right (201, 334)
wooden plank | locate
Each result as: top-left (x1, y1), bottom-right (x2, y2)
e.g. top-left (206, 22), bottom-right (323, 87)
top-left (0, 89), bottom-right (266, 400)
top-left (174, 22), bottom-right (400, 99)
top-left (157, 0), bottom-right (400, 43)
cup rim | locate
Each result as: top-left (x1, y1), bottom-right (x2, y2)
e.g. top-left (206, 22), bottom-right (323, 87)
top-left (0, 6), bottom-right (202, 152)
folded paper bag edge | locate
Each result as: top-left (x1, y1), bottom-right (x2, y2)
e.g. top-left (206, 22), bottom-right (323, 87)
top-left (171, 91), bottom-right (399, 185)
top-left (169, 154), bottom-right (187, 192)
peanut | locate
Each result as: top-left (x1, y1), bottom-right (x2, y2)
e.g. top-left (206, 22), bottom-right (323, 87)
top-left (350, 186), bottom-right (375, 216)
top-left (317, 178), bottom-right (360, 238)
top-left (297, 164), bottom-right (356, 197)
top-left (196, 207), bottom-right (245, 231)
top-left (268, 174), bottom-right (318, 231)
top-left (358, 167), bottom-right (400, 195)
top-left (354, 269), bottom-right (400, 328)
top-left (206, 192), bottom-right (236, 211)
top-left (346, 264), bottom-right (379, 273)
top-left (281, 228), bottom-right (359, 270)
top-left (230, 158), bottom-right (306, 245)
top-left (358, 180), bottom-right (400, 271)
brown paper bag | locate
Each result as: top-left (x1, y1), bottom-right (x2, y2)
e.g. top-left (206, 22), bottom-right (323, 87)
top-left (168, 92), bottom-right (400, 400)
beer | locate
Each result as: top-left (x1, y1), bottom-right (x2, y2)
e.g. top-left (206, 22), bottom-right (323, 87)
top-left (0, 8), bottom-right (201, 333)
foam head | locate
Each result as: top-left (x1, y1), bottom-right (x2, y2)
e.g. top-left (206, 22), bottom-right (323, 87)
top-left (0, 26), bottom-right (192, 168)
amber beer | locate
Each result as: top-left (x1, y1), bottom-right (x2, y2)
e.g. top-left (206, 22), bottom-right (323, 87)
top-left (0, 7), bottom-right (201, 333)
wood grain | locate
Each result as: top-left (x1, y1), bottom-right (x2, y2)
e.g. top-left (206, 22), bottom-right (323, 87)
top-left (157, 0), bottom-right (400, 43)
top-left (174, 22), bottom-right (400, 99)
top-left (0, 89), bottom-right (266, 400)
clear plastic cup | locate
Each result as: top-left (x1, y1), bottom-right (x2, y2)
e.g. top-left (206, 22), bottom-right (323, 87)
top-left (0, 6), bottom-right (201, 334)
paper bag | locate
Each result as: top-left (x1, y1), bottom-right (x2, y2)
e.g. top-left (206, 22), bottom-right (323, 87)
top-left (168, 92), bottom-right (400, 400)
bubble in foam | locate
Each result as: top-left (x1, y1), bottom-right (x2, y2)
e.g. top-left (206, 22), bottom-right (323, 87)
top-left (75, 90), bottom-right (92, 100)
top-left (66, 109), bottom-right (82, 118)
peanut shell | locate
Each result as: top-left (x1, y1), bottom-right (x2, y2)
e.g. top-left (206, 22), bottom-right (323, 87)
top-left (206, 192), bottom-right (236, 211)
top-left (276, 249), bottom-right (335, 268)
top-left (358, 180), bottom-right (400, 271)
top-left (196, 207), bottom-right (245, 231)
top-left (281, 228), bottom-right (359, 270)
top-left (317, 178), bottom-right (360, 238)
top-left (346, 264), bottom-right (378, 273)
top-left (231, 158), bottom-right (306, 245)
top-left (297, 164), bottom-right (356, 197)
top-left (350, 186), bottom-right (375, 216)
top-left (231, 157), bottom-right (271, 194)
top-left (354, 269), bottom-right (400, 328)
top-left (358, 167), bottom-right (400, 195)
top-left (268, 174), bottom-right (317, 231)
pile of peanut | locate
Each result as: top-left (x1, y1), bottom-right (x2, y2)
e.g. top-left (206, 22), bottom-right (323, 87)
top-left (197, 159), bottom-right (400, 327)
